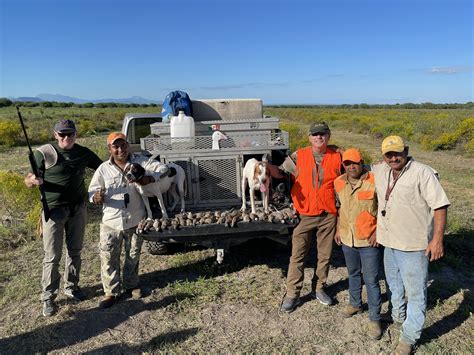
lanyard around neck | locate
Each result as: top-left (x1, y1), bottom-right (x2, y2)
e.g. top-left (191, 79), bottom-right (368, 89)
top-left (381, 163), bottom-right (409, 216)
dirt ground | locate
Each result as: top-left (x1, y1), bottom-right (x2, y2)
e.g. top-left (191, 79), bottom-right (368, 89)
top-left (0, 128), bottom-right (472, 354)
top-left (0, 236), bottom-right (472, 354)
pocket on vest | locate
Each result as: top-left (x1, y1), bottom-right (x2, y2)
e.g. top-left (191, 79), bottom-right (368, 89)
top-left (357, 190), bottom-right (375, 200)
top-left (355, 210), bottom-right (376, 239)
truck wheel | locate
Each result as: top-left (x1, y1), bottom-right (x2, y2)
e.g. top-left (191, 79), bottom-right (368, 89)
top-left (145, 240), bottom-right (168, 255)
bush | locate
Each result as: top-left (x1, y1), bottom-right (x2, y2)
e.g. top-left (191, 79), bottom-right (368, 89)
top-left (0, 171), bottom-right (41, 249)
top-left (0, 120), bottom-right (22, 146)
top-left (0, 98), bottom-right (13, 107)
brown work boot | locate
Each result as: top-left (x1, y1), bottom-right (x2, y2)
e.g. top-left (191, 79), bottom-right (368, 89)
top-left (126, 287), bottom-right (142, 299)
top-left (340, 304), bottom-right (362, 318)
top-left (368, 320), bottom-right (382, 340)
top-left (394, 340), bottom-right (412, 355)
top-left (99, 296), bottom-right (116, 309)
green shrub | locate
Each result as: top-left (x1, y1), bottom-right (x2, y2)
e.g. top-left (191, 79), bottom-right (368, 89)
top-left (0, 120), bottom-right (22, 146)
top-left (430, 117), bottom-right (474, 151)
top-left (77, 119), bottom-right (97, 136)
top-left (0, 171), bottom-right (41, 248)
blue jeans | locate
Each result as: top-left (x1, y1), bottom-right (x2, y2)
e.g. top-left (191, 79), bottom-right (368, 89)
top-left (342, 244), bottom-right (382, 321)
top-left (384, 247), bottom-right (428, 345)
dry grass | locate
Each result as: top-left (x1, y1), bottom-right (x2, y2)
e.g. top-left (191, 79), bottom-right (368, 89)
top-left (0, 115), bottom-right (473, 353)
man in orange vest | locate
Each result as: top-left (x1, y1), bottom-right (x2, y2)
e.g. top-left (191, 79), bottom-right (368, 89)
top-left (334, 148), bottom-right (382, 340)
top-left (280, 122), bottom-right (342, 313)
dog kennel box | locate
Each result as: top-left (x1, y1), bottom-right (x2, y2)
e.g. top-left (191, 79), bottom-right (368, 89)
top-left (150, 117), bottom-right (280, 136)
top-left (141, 124), bottom-right (288, 209)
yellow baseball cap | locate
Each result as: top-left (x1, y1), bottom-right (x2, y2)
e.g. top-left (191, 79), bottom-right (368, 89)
top-left (381, 135), bottom-right (405, 155)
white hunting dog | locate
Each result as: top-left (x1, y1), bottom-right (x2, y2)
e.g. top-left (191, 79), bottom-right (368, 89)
top-left (241, 158), bottom-right (271, 214)
top-left (124, 162), bottom-right (186, 219)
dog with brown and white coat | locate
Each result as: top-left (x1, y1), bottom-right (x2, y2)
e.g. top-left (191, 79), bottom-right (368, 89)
top-left (241, 158), bottom-right (271, 214)
top-left (124, 161), bottom-right (186, 219)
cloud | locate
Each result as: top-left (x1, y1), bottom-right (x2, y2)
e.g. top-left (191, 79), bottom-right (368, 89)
top-left (428, 66), bottom-right (473, 74)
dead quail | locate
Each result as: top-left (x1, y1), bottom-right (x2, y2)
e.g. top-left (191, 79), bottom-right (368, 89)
top-left (203, 217), bottom-right (214, 225)
top-left (136, 219), bottom-right (146, 233)
top-left (195, 212), bottom-right (203, 219)
top-left (161, 218), bottom-right (170, 230)
top-left (153, 219), bottom-right (161, 232)
top-left (185, 219), bottom-right (194, 227)
top-left (144, 219), bottom-right (154, 232)
top-left (224, 214), bottom-right (233, 227)
top-left (187, 211), bottom-right (194, 219)
top-left (230, 215), bottom-right (239, 228)
top-left (216, 215), bottom-right (225, 224)
top-left (242, 211), bottom-right (251, 223)
top-left (273, 211), bottom-right (285, 224)
top-left (267, 214), bottom-right (275, 223)
top-left (249, 212), bottom-right (258, 221)
top-left (177, 215), bottom-right (186, 226)
top-left (256, 211), bottom-right (266, 221)
top-left (170, 219), bottom-right (179, 230)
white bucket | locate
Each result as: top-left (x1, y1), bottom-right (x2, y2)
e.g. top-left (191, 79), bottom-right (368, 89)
top-left (170, 111), bottom-right (195, 148)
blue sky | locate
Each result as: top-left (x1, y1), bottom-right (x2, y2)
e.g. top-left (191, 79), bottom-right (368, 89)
top-left (1, 0), bottom-right (472, 104)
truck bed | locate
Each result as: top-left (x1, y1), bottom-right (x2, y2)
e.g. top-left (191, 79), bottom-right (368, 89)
top-left (139, 220), bottom-right (293, 245)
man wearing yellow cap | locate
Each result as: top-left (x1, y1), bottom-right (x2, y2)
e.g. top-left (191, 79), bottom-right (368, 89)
top-left (334, 148), bottom-right (382, 340)
top-left (88, 132), bottom-right (167, 309)
top-left (372, 136), bottom-right (450, 354)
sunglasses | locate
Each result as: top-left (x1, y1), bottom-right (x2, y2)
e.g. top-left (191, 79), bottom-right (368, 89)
top-left (57, 132), bottom-right (75, 138)
top-left (310, 132), bottom-right (327, 137)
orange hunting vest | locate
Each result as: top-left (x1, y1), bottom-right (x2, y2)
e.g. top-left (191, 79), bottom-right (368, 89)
top-left (291, 147), bottom-right (342, 216)
top-left (334, 172), bottom-right (377, 246)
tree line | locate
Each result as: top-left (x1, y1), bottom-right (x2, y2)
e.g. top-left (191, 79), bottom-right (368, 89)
top-left (1, 98), bottom-right (473, 109)
top-left (0, 98), bottom-right (159, 108)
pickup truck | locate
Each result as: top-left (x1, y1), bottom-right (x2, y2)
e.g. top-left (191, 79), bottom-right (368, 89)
top-left (121, 99), bottom-right (295, 262)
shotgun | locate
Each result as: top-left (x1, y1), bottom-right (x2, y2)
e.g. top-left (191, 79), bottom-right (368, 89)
top-left (16, 106), bottom-right (50, 221)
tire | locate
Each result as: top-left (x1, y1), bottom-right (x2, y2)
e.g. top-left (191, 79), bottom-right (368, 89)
top-left (145, 240), bottom-right (169, 255)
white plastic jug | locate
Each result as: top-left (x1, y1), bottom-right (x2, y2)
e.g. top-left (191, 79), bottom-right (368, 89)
top-left (170, 111), bottom-right (195, 139)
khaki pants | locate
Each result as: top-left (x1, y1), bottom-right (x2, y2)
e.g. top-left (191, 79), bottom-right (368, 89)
top-left (41, 203), bottom-right (86, 301)
top-left (286, 213), bottom-right (336, 298)
top-left (99, 224), bottom-right (143, 297)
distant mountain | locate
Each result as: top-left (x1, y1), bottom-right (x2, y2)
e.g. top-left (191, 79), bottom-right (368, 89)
top-left (14, 96), bottom-right (44, 102)
top-left (36, 93), bottom-right (87, 103)
top-left (11, 94), bottom-right (161, 104)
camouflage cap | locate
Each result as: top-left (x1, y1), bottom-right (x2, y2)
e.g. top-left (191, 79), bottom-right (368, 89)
top-left (309, 122), bottom-right (330, 135)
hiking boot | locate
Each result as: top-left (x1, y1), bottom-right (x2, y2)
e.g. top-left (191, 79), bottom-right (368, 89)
top-left (126, 287), bottom-right (142, 299)
top-left (42, 299), bottom-right (57, 317)
top-left (314, 289), bottom-right (333, 306)
top-left (280, 296), bottom-right (301, 313)
top-left (368, 320), bottom-right (382, 340)
top-left (65, 288), bottom-right (86, 302)
top-left (340, 304), bottom-right (362, 318)
top-left (381, 313), bottom-right (405, 325)
top-left (395, 340), bottom-right (412, 355)
top-left (99, 296), bottom-right (116, 309)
